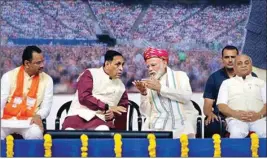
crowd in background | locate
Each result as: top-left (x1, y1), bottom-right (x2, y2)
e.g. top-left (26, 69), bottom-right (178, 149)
top-left (0, 0), bottom-right (250, 93)
top-left (0, 45), bottom-right (221, 93)
top-left (1, 0), bottom-right (249, 44)
top-left (1, 0), bottom-right (95, 39)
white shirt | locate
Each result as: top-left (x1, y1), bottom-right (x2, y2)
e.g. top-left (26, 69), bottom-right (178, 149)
top-left (1, 72), bottom-right (53, 119)
top-left (217, 74), bottom-right (266, 111)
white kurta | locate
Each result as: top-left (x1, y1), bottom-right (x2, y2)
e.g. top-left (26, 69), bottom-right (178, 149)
top-left (217, 74), bottom-right (266, 138)
top-left (140, 67), bottom-right (197, 138)
top-left (1, 66), bottom-right (53, 139)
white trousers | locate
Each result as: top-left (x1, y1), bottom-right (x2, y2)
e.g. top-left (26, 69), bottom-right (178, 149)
top-left (184, 113), bottom-right (198, 135)
top-left (226, 117), bottom-right (266, 138)
top-left (183, 102), bottom-right (199, 135)
top-left (142, 119), bottom-right (195, 139)
top-left (65, 125), bottom-right (110, 131)
top-left (1, 124), bottom-right (43, 140)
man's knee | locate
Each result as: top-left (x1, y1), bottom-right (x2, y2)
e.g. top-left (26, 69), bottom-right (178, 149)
top-left (65, 127), bottom-right (76, 130)
top-left (1, 128), bottom-right (8, 140)
top-left (95, 125), bottom-right (110, 131)
top-left (187, 133), bottom-right (195, 138)
top-left (258, 132), bottom-right (266, 138)
top-left (251, 119), bottom-right (266, 138)
top-left (204, 120), bottom-right (225, 137)
top-left (1, 128), bottom-right (12, 140)
top-left (22, 124), bottom-right (43, 139)
top-left (229, 129), bottom-right (248, 138)
top-left (254, 130), bottom-right (266, 138)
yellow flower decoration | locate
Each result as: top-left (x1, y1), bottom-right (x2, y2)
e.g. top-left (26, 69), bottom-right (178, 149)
top-left (212, 134), bottom-right (221, 157)
top-left (114, 133), bottom-right (122, 157)
top-left (250, 133), bottom-right (259, 157)
top-left (43, 134), bottom-right (52, 157)
top-left (6, 135), bottom-right (14, 157)
top-left (147, 133), bottom-right (156, 157)
top-left (180, 134), bottom-right (189, 157)
top-left (80, 134), bottom-right (88, 157)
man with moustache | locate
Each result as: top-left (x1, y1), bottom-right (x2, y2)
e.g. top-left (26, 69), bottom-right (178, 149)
top-left (133, 47), bottom-right (197, 138)
top-left (1, 46), bottom-right (53, 139)
top-left (217, 55), bottom-right (266, 138)
top-left (203, 45), bottom-right (258, 138)
top-left (62, 50), bottom-right (128, 131)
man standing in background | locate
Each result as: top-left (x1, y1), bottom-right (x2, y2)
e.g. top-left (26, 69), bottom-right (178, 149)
top-left (203, 45), bottom-right (257, 138)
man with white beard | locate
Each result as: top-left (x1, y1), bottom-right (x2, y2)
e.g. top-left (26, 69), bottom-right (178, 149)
top-left (133, 48), bottom-right (197, 138)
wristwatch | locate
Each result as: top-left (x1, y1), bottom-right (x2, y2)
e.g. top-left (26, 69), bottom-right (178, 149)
top-left (104, 104), bottom-right (109, 113)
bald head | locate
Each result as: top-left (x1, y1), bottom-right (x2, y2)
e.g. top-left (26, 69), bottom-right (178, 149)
top-left (234, 55), bottom-right (253, 77)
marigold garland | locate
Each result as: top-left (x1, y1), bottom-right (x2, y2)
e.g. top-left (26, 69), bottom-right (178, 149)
top-left (250, 133), bottom-right (259, 157)
top-left (114, 133), bottom-right (122, 157)
top-left (147, 133), bottom-right (156, 157)
top-left (6, 135), bottom-right (14, 157)
top-left (43, 134), bottom-right (52, 157)
top-left (80, 134), bottom-right (88, 157)
top-left (212, 134), bottom-right (221, 157)
top-left (180, 134), bottom-right (189, 157)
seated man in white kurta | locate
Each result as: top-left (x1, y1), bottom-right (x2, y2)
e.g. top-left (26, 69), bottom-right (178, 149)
top-left (217, 55), bottom-right (266, 138)
top-left (133, 47), bottom-right (197, 139)
top-left (62, 50), bottom-right (128, 131)
top-left (1, 46), bottom-right (53, 139)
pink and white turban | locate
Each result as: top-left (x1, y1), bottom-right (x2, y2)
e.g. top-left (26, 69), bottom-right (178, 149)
top-left (144, 47), bottom-right (169, 63)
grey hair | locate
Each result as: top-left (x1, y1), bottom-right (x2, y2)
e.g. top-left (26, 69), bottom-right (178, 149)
top-left (234, 55), bottom-right (253, 65)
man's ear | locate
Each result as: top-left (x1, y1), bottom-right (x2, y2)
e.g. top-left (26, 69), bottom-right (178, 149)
top-left (24, 60), bottom-right (30, 68)
top-left (163, 60), bottom-right (167, 66)
top-left (105, 61), bottom-right (110, 67)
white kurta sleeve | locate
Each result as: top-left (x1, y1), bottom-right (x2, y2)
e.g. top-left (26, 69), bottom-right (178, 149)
top-left (36, 76), bottom-right (54, 119)
top-left (216, 80), bottom-right (229, 105)
top-left (159, 71), bottom-right (192, 104)
top-left (139, 94), bottom-right (151, 118)
top-left (1, 73), bottom-right (11, 109)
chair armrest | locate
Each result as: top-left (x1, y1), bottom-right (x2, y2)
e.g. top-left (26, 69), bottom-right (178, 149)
top-left (196, 115), bottom-right (204, 138)
top-left (42, 119), bottom-right (47, 130)
top-left (55, 118), bottom-right (60, 130)
top-left (218, 116), bottom-right (226, 137)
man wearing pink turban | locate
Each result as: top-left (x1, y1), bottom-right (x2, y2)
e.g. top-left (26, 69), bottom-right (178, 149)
top-left (133, 47), bottom-right (198, 138)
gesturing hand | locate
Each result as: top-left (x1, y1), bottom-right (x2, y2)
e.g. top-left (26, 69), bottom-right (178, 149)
top-left (132, 80), bottom-right (147, 95)
top-left (142, 77), bottom-right (161, 92)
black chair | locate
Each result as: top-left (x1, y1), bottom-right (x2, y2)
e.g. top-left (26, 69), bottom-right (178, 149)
top-left (55, 101), bottom-right (72, 130)
top-left (128, 100), bottom-right (142, 131)
top-left (191, 100), bottom-right (203, 138)
top-left (54, 100), bottom-right (143, 131)
top-left (218, 116), bottom-right (226, 137)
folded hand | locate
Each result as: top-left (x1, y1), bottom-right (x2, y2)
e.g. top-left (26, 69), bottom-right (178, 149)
top-left (109, 106), bottom-right (127, 115)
